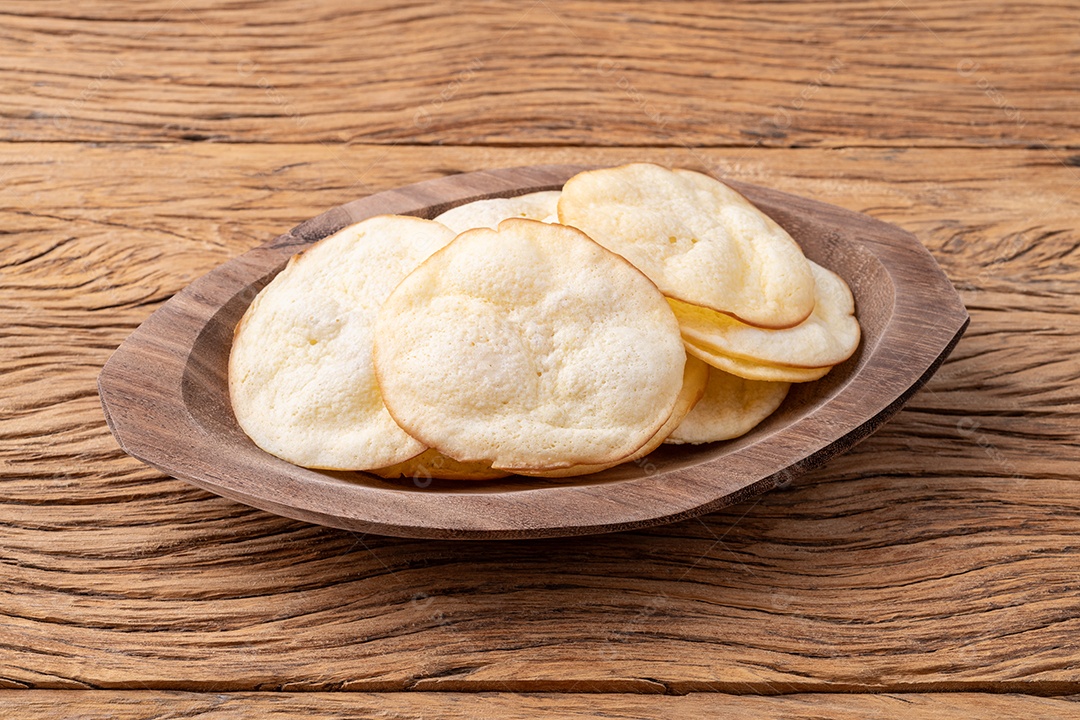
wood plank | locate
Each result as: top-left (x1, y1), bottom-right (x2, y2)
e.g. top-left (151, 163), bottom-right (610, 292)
top-left (1, 691), bottom-right (1079, 719)
top-left (1, 143), bottom-right (1079, 691)
top-left (0, 0), bottom-right (1076, 147)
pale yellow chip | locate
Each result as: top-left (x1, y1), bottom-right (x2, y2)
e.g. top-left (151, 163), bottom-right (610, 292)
top-left (370, 449), bottom-right (509, 481)
top-left (373, 218), bottom-right (687, 472)
top-left (558, 163), bottom-right (815, 329)
top-left (229, 215), bottom-right (456, 470)
top-left (684, 339), bottom-right (833, 383)
top-left (671, 261), bottom-right (860, 369)
top-left (522, 355), bottom-right (710, 478)
top-left (433, 190), bottom-right (561, 234)
top-left (666, 367), bottom-right (790, 444)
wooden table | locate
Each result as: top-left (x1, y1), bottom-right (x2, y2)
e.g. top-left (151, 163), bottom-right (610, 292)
top-left (2, 1), bottom-right (1078, 716)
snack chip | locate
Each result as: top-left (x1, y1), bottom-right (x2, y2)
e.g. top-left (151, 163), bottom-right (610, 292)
top-left (373, 218), bottom-right (687, 471)
top-left (229, 215), bottom-right (454, 470)
top-left (666, 367), bottom-right (790, 444)
top-left (559, 163), bottom-right (815, 328)
top-left (229, 166), bottom-right (862, 480)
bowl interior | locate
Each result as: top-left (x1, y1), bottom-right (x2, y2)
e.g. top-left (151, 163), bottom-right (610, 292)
top-left (180, 187), bottom-right (895, 497)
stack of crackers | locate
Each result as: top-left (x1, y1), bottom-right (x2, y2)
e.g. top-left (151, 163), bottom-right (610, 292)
top-left (229, 164), bottom-right (860, 480)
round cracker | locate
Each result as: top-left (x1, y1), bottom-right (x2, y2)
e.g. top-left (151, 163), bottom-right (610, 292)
top-left (229, 215), bottom-right (456, 470)
top-left (522, 355), bottom-right (710, 478)
top-left (671, 261), bottom-right (860, 369)
top-left (558, 163), bottom-right (815, 329)
top-left (373, 218), bottom-right (687, 472)
top-left (666, 367), bottom-right (790, 444)
top-left (684, 339), bottom-right (833, 383)
top-left (434, 190), bottom-right (561, 234)
top-left (370, 449), bottom-right (509, 481)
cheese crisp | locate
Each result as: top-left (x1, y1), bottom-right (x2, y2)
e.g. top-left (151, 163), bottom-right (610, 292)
top-left (434, 190), bottom-right (561, 234)
top-left (228, 164), bottom-right (863, 480)
top-left (558, 163), bottom-right (815, 328)
top-left (373, 218), bottom-right (687, 472)
top-left (666, 367), bottom-right (790, 444)
top-left (671, 261), bottom-right (861, 369)
top-left (229, 215), bottom-right (455, 470)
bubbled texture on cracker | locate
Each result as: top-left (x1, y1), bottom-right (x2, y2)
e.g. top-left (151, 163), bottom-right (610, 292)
top-left (522, 355), bottom-right (709, 477)
top-left (373, 218), bottom-right (687, 471)
top-left (229, 215), bottom-right (455, 470)
top-left (558, 163), bottom-right (815, 329)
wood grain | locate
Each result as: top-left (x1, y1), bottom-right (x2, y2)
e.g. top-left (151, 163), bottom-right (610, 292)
top-left (97, 163), bottom-right (966, 539)
top-left (5, 0), bottom-right (1077, 709)
top-left (0, 0), bottom-right (1076, 147)
top-left (1, 691), bottom-right (1078, 719)
top-left (2, 143), bottom-right (1078, 691)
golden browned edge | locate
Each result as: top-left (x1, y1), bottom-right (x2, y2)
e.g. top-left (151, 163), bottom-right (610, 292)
top-left (670, 295), bottom-right (861, 370)
top-left (684, 339), bottom-right (835, 383)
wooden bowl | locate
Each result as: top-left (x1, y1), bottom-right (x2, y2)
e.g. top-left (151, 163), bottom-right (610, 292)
top-left (98, 165), bottom-right (968, 539)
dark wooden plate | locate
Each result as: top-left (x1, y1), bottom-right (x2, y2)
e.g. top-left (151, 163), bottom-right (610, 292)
top-left (98, 165), bottom-right (968, 540)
